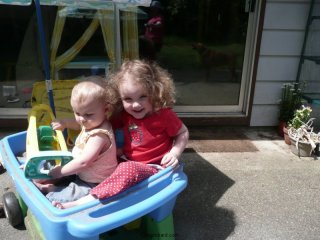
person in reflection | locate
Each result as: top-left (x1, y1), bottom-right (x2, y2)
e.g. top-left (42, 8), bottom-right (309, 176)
top-left (139, 1), bottom-right (165, 60)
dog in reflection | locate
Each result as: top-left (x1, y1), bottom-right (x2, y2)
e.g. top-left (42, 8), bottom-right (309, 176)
top-left (192, 42), bottom-right (238, 81)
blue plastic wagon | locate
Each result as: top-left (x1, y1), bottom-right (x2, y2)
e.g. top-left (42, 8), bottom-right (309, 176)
top-left (0, 130), bottom-right (187, 239)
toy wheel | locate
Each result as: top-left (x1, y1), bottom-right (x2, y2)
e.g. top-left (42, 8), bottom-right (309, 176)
top-left (3, 192), bottom-right (23, 227)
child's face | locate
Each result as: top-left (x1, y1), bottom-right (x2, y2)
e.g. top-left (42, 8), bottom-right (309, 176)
top-left (72, 98), bottom-right (107, 130)
top-left (119, 78), bottom-right (153, 119)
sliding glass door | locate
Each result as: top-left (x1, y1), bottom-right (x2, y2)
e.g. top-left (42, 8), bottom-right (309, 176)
top-left (147, 0), bottom-right (262, 117)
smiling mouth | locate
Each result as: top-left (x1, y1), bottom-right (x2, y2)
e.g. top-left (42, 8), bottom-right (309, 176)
top-left (133, 109), bottom-right (143, 113)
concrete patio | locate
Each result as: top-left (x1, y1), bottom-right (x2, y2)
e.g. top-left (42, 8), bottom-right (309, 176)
top-left (1, 127), bottom-right (320, 240)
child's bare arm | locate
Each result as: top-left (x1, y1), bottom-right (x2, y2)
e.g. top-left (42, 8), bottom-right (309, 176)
top-left (161, 124), bottom-right (189, 168)
top-left (49, 133), bottom-right (111, 178)
top-left (51, 118), bottom-right (80, 131)
top-left (170, 124), bottom-right (189, 158)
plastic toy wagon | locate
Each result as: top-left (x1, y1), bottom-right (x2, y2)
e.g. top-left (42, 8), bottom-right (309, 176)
top-left (0, 111), bottom-right (188, 239)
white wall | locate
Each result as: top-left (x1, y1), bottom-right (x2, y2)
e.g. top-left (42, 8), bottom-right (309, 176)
top-left (250, 0), bottom-right (311, 126)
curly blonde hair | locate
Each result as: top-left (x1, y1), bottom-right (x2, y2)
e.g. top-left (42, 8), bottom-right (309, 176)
top-left (109, 60), bottom-right (176, 111)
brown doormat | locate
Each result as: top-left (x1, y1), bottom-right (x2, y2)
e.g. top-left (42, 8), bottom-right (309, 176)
top-left (185, 127), bottom-right (258, 153)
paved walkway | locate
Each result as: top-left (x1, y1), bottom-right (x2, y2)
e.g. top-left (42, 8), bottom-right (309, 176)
top-left (1, 127), bottom-right (320, 240)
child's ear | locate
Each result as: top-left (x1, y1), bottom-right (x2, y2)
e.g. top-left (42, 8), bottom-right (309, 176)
top-left (104, 104), bottom-right (109, 112)
top-left (105, 105), bottom-right (111, 119)
top-left (105, 103), bottom-right (112, 114)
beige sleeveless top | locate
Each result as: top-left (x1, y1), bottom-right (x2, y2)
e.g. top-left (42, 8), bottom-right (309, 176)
top-left (72, 126), bottom-right (118, 183)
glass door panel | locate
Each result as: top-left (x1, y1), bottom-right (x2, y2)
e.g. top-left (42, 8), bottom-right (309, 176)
top-left (138, 0), bottom-right (260, 116)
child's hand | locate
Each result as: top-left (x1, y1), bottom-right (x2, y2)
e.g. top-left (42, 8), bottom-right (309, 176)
top-left (48, 165), bottom-right (62, 178)
top-left (161, 152), bottom-right (179, 169)
top-left (33, 179), bottom-right (55, 193)
top-left (51, 120), bottom-right (65, 130)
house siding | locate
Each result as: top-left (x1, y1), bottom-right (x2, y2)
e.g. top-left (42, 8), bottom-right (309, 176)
top-left (250, 0), bottom-right (311, 126)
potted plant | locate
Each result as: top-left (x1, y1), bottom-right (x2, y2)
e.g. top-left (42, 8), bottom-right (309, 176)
top-left (287, 105), bottom-right (320, 157)
top-left (278, 82), bottom-right (304, 143)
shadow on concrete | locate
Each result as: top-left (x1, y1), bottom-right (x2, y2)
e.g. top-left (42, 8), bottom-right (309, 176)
top-left (174, 153), bottom-right (236, 240)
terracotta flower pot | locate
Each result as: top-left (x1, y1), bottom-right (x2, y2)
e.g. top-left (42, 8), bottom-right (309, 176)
top-left (278, 121), bottom-right (285, 137)
top-left (279, 121), bottom-right (291, 145)
top-left (283, 126), bottom-right (291, 145)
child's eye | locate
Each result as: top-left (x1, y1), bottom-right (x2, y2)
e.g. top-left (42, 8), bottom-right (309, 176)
top-left (140, 95), bottom-right (148, 100)
top-left (122, 97), bottom-right (132, 103)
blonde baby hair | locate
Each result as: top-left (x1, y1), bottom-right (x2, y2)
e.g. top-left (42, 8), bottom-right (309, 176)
top-left (71, 76), bottom-right (117, 113)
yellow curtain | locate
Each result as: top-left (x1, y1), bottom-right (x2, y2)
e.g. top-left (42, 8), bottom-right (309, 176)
top-left (98, 9), bottom-right (116, 72)
top-left (50, 7), bottom-right (66, 79)
top-left (122, 8), bottom-right (139, 60)
top-left (50, 7), bottom-right (139, 78)
top-left (53, 17), bottom-right (100, 72)
top-left (50, 10), bottom-right (100, 78)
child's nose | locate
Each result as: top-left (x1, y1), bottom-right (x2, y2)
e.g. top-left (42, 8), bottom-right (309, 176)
top-left (132, 101), bottom-right (141, 109)
top-left (79, 116), bottom-right (86, 122)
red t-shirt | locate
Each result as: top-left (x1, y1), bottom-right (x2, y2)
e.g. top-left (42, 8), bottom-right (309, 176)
top-left (112, 108), bottom-right (182, 164)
